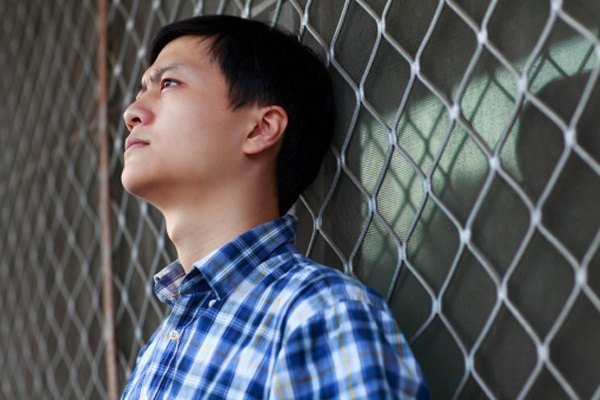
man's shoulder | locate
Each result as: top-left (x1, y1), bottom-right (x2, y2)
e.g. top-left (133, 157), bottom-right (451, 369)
top-left (264, 253), bottom-right (390, 324)
top-left (287, 255), bottom-right (380, 301)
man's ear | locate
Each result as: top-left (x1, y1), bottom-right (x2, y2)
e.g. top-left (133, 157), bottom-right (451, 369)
top-left (243, 106), bottom-right (288, 155)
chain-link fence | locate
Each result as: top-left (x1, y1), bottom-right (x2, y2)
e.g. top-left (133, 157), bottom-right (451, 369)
top-left (1, 0), bottom-right (599, 399)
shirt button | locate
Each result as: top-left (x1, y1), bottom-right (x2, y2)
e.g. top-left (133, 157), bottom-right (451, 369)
top-left (168, 329), bottom-right (180, 341)
top-left (208, 299), bottom-right (217, 308)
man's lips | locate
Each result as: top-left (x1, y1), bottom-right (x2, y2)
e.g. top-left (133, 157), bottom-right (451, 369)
top-left (125, 136), bottom-right (150, 152)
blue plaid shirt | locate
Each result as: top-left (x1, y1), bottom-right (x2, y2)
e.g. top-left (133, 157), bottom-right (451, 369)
top-left (122, 215), bottom-right (428, 399)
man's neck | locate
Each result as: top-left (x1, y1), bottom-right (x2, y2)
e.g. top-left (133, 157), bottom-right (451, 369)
top-left (162, 198), bottom-right (280, 273)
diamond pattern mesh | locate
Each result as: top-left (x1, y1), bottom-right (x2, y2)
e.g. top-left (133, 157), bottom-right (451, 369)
top-left (1, 0), bottom-right (599, 398)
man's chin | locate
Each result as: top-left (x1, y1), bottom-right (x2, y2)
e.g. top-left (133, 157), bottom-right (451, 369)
top-left (121, 171), bottom-right (151, 198)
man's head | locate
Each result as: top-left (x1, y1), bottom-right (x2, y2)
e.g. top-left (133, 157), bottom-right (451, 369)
top-left (147, 15), bottom-right (335, 214)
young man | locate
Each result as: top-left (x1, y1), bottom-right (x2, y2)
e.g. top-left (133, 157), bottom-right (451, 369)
top-left (121, 15), bottom-right (428, 399)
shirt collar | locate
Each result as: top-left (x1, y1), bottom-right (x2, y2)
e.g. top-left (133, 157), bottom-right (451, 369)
top-left (153, 260), bottom-right (186, 306)
top-left (153, 215), bottom-right (298, 306)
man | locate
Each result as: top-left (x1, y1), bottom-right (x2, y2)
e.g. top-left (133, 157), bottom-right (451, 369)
top-left (121, 14), bottom-right (428, 399)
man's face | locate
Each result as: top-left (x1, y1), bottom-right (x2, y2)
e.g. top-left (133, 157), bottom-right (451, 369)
top-left (121, 35), bottom-right (258, 206)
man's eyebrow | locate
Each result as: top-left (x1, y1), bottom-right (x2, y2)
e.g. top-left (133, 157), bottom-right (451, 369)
top-left (140, 63), bottom-right (186, 91)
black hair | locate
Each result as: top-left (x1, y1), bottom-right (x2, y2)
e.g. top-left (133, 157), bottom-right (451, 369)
top-left (150, 15), bottom-right (335, 214)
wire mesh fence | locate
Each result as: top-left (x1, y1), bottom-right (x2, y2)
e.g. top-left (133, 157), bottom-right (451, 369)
top-left (1, 0), bottom-right (599, 399)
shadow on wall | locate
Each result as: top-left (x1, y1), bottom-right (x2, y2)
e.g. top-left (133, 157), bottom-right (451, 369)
top-left (389, 71), bottom-right (600, 399)
top-left (513, 72), bottom-right (600, 398)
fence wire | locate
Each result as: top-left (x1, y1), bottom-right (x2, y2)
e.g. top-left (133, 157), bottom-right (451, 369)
top-left (1, 0), bottom-right (599, 399)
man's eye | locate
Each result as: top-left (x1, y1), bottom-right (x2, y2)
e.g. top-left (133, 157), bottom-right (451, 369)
top-left (161, 79), bottom-right (178, 89)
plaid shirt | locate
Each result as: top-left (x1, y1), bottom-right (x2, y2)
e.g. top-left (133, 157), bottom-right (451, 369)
top-left (122, 215), bottom-right (428, 399)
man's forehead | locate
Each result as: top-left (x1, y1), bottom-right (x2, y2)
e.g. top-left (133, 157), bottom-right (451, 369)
top-left (142, 36), bottom-right (213, 79)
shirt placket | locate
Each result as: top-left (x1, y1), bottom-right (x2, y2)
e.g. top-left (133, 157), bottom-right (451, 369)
top-left (144, 289), bottom-right (219, 399)
top-left (143, 296), bottom-right (188, 399)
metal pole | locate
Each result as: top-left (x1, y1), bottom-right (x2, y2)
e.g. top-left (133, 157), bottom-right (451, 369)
top-left (96, 0), bottom-right (119, 398)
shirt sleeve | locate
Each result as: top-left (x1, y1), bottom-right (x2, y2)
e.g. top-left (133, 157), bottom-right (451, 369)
top-left (268, 300), bottom-right (429, 399)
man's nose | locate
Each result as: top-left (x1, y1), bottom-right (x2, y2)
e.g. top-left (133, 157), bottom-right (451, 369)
top-left (123, 98), bottom-right (152, 131)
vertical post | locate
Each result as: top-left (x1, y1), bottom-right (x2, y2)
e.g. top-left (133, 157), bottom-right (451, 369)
top-left (96, 0), bottom-right (119, 398)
